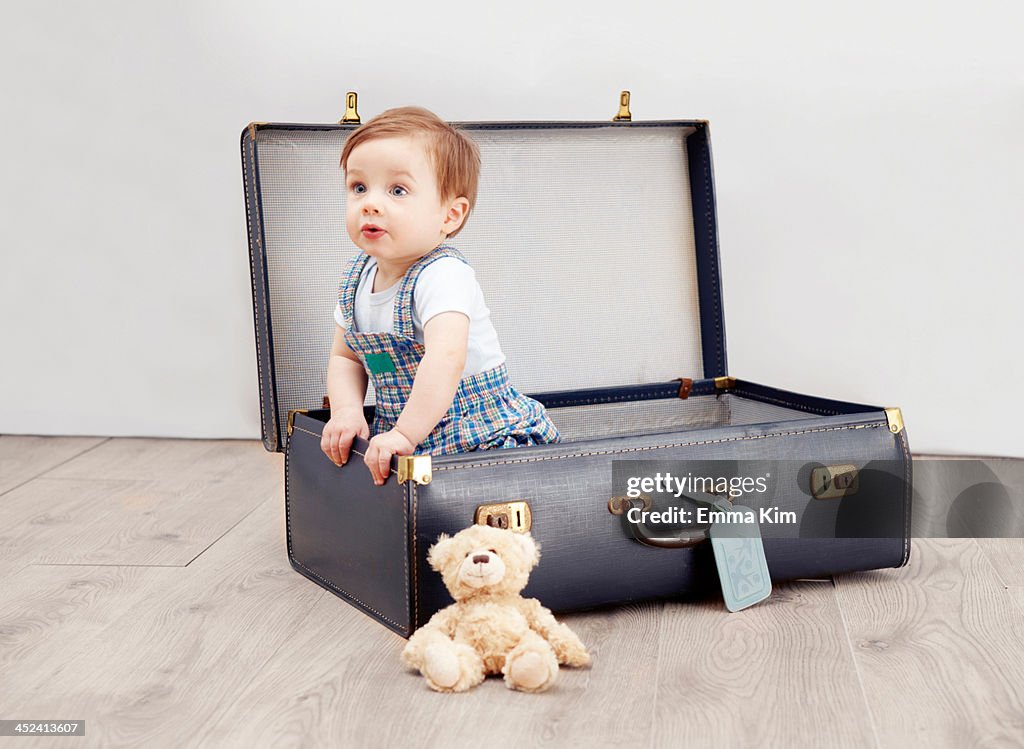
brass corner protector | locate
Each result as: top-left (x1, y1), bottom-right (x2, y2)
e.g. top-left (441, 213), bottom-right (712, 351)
top-left (340, 91), bottom-right (361, 124)
top-left (247, 121), bottom-right (268, 142)
top-left (613, 90), bottom-right (632, 122)
top-left (287, 409), bottom-right (309, 436)
top-left (884, 407), bottom-right (905, 435)
top-left (672, 377), bottom-right (694, 399)
top-left (397, 455), bottom-right (432, 486)
top-left (714, 376), bottom-right (737, 390)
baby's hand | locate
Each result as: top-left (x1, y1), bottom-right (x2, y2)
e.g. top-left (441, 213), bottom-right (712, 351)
top-left (365, 429), bottom-right (417, 486)
top-left (321, 407), bottom-right (370, 466)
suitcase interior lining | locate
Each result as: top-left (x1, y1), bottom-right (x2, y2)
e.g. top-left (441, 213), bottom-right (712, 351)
top-left (244, 124), bottom-right (718, 451)
top-left (545, 392), bottom-right (819, 443)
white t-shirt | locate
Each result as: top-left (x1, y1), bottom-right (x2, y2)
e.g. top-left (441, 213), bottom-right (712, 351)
top-left (335, 256), bottom-right (505, 377)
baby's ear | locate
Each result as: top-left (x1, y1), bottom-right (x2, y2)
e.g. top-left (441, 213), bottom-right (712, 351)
top-left (427, 533), bottom-right (455, 572)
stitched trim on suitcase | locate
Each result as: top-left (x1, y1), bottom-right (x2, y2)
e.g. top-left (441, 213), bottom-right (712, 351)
top-left (431, 422), bottom-right (886, 472)
top-left (729, 384), bottom-right (849, 417)
top-left (285, 428), bottom-right (410, 635)
top-left (241, 136), bottom-right (270, 450)
top-left (243, 133), bottom-right (279, 451)
top-left (896, 428), bottom-right (913, 568)
top-left (413, 481), bottom-right (420, 630)
top-left (696, 127), bottom-right (724, 377)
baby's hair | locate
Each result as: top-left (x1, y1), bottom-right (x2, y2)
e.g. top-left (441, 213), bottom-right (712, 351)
top-left (340, 106), bottom-right (481, 238)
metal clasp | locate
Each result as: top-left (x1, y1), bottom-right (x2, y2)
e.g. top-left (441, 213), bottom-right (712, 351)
top-left (397, 455), bottom-right (432, 485)
top-left (340, 91), bottom-right (361, 124)
top-left (811, 464), bottom-right (860, 499)
top-left (287, 409), bottom-right (309, 437)
top-left (475, 501), bottom-right (532, 533)
top-left (613, 90), bottom-right (632, 122)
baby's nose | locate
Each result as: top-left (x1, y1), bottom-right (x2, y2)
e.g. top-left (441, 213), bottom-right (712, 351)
top-left (472, 554), bottom-right (489, 564)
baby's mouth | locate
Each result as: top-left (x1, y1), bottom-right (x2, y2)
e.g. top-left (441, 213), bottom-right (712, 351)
top-left (361, 225), bottom-right (386, 239)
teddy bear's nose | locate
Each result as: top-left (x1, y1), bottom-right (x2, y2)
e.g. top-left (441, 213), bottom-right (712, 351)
top-left (472, 554), bottom-right (489, 564)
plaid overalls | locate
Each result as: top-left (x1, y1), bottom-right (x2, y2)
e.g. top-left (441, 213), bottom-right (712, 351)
top-left (337, 244), bottom-right (561, 456)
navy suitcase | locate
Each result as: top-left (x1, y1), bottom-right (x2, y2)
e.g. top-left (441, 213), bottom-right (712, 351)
top-left (241, 93), bottom-right (912, 637)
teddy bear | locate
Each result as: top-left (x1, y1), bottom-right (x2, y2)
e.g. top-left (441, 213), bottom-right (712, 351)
top-left (401, 523), bottom-right (591, 693)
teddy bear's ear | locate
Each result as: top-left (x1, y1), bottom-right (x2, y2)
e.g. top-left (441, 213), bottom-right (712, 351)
top-left (512, 532), bottom-right (540, 566)
top-left (427, 533), bottom-right (455, 572)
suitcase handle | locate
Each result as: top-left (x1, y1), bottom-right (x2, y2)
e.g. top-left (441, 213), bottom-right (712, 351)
top-left (610, 495), bottom-right (710, 548)
top-left (629, 525), bottom-right (709, 549)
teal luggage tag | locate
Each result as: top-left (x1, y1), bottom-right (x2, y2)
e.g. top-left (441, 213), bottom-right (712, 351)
top-left (690, 493), bottom-right (772, 612)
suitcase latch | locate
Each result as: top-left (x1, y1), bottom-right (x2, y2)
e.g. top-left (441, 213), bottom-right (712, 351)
top-left (475, 501), bottom-right (532, 533)
top-left (397, 455), bottom-right (432, 485)
top-left (810, 464), bottom-right (860, 500)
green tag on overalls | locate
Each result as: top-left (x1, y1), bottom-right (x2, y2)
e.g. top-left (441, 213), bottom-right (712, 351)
top-left (364, 352), bottom-right (397, 375)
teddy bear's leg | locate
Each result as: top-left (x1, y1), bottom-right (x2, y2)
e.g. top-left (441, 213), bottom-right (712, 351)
top-left (502, 631), bottom-right (559, 693)
top-left (421, 641), bottom-right (485, 693)
top-left (527, 605), bottom-right (592, 668)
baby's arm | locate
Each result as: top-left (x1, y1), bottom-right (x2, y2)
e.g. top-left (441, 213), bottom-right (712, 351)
top-left (321, 324), bottom-right (370, 465)
top-left (364, 312), bottom-right (469, 483)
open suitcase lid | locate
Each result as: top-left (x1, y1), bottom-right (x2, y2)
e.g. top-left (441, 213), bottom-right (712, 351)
top-left (241, 98), bottom-right (727, 452)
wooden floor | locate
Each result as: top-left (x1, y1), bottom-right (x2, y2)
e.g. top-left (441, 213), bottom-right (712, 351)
top-left (1, 436), bottom-right (1023, 748)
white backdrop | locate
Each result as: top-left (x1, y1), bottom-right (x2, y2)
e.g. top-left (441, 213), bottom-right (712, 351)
top-left (1, 0), bottom-right (1021, 456)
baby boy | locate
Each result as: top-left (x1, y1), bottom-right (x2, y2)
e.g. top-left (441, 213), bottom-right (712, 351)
top-left (321, 106), bottom-right (560, 484)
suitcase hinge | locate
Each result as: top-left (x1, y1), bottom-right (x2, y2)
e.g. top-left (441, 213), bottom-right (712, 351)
top-left (287, 409), bottom-right (309, 437)
top-left (340, 91), bottom-right (361, 125)
top-left (714, 376), bottom-right (737, 390)
top-left (884, 407), bottom-right (904, 435)
top-left (672, 377), bottom-right (693, 399)
top-left (475, 501), bottom-right (532, 533)
top-left (397, 455), bottom-right (432, 485)
top-left (612, 90), bottom-right (632, 122)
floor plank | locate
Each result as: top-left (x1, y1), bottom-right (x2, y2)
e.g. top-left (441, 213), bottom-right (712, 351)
top-left (3, 496), bottom-right (323, 748)
top-left (0, 467), bottom-right (281, 569)
top-left (912, 459), bottom-right (1024, 586)
top-left (0, 435), bottom-right (107, 495)
top-left (1006, 586), bottom-right (1024, 617)
top-left (975, 539), bottom-right (1024, 588)
top-left (44, 437), bottom-right (280, 484)
top-left (198, 597), bottom-right (659, 749)
top-left (835, 539), bottom-right (1024, 748)
top-left (0, 564), bottom-right (180, 686)
top-left (653, 582), bottom-right (876, 749)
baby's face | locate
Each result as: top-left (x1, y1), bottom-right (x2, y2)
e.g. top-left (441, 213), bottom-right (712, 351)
top-left (344, 135), bottom-right (458, 266)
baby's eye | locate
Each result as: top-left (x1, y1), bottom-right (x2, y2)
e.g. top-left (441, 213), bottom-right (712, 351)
top-left (389, 185), bottom-right (408, 197)
top-left (350, 183), bottom-right (366, 194)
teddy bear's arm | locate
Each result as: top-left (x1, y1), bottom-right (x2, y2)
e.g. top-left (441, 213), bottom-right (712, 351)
top-left (519, 599), bottom-right (591, 668)
top-left (400, 605), bottom-right (457, 670)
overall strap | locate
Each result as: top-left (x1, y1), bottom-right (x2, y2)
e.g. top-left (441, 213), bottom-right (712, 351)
top-left (392, 244), bottom-right (469, 339)
top-left (336, 252), bottom-right (373, 331)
